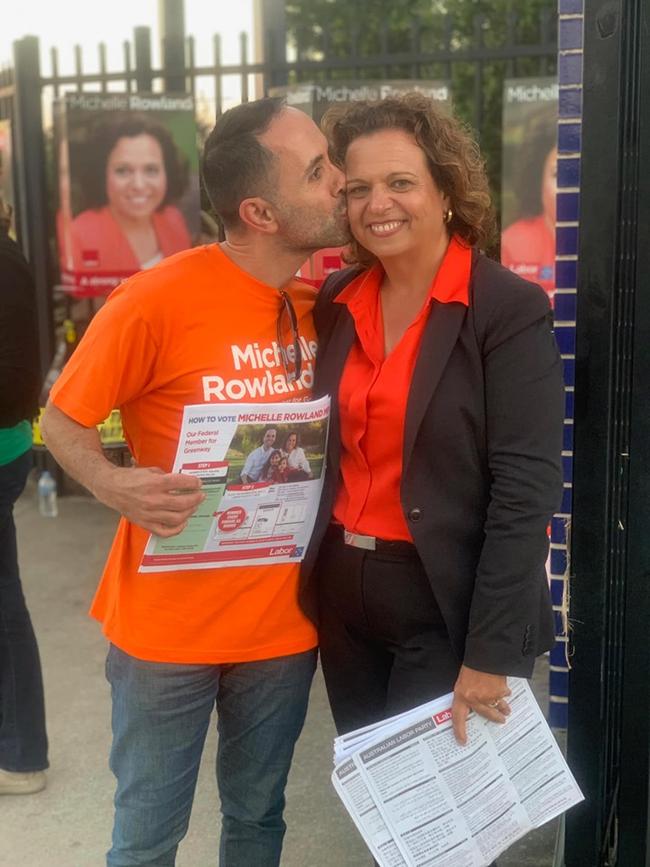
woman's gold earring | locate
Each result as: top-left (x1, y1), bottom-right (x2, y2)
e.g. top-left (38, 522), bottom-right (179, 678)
top-left (444, 207), bottom-right (453, 224)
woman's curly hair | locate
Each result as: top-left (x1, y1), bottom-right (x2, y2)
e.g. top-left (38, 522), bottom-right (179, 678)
top-left (322, 92), bottom-right (496, 266)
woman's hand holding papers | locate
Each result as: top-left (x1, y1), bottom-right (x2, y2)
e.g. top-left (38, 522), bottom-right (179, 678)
top-left (452, 665), bottom-right (512, 745)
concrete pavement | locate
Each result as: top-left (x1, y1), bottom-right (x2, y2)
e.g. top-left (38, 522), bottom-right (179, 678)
top-left (2, 478), bottom-right (559, 866)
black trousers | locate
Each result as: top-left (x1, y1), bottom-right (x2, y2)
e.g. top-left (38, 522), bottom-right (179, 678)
top-left (317, 527), bottom-right (498, 867)
top-left (317, 526), bottom-right (460, 736)
top-left (0, 450), bottom-right (48, 772)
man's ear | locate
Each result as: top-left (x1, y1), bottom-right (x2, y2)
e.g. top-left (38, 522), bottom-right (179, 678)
top-left (238, 197), bottom-right (278, 234)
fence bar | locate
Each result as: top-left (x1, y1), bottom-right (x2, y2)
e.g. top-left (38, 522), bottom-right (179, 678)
top-left (99, 43), bottom-right (107, 92)
top-left (123, 40), bottom-right (132, 92)
top-left (261, 0), bottom-right (288, 88)
top-left (50, 47), bottom-right (60, 98)
top-left (263, 28), bottom-right (274, 95)
top-left (159, 0), bottom-right (186, 92)
top-left (134, 26), bottom-right (152, 91)
top-left (240, 32), bottom-right (249, 104)
top-left (213, 34), bottom-right (222, 117)
top-left (40, 68), bottom-right (148, 87)
top-left (187, 35), bottom-right (196, 99)
top-left (74, 44), bottom-right (83, 91)
top-left (37, 41), bottom-right (555, 91)
top-left (11, 36), bottom-right (53, 378)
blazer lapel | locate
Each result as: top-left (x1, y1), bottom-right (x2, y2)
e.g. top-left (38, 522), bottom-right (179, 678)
top-left (319, 309), bottom-right (356, 478)
top-left (403, 300), bottom-right (468, 467)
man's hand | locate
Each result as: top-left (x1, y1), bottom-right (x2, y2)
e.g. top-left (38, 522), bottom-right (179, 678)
top-left (40, 404), bottom-right (205, 536)
top-left (92, 465), bottom-right (205, 537)
top-left (451, 665), bottom-right (512, 745)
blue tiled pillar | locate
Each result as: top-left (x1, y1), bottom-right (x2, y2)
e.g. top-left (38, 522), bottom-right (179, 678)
top-left (548, 0), bottom-right (584, 729)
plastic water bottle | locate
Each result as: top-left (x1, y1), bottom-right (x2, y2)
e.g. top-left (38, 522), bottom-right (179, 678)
top-left (38, 470), bottom-right (58, 518)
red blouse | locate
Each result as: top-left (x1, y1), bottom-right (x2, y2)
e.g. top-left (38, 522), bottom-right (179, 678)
top-left (333, 236), bottom-right (472, 540)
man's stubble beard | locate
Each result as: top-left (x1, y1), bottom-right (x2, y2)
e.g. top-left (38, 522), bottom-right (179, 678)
top-left (275, 199), bottom-right (350, 255)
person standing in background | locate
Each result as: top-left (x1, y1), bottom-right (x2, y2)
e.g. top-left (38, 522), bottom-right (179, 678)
top-left (0, 195), bottom-right (49, 795)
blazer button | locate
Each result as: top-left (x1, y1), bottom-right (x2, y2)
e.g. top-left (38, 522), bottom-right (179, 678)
top-left (408, 508), bottom-right (422, 522)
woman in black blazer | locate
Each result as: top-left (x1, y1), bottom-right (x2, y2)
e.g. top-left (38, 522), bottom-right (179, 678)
top-left (299, 93), bottom-right (565, 750)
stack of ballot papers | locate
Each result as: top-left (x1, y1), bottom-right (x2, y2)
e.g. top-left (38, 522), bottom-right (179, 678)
top-left (332, 678), bottom-right (583, 867)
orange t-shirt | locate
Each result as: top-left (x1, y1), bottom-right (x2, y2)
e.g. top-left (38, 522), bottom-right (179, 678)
top-left (333, 236), bottom-right (471, 540)
top-left (50, 244), bottom-right (318, 663)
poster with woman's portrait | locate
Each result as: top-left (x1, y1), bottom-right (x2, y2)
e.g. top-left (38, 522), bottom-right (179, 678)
top-left (500, 77), bottom-right (558, 304)
top-left (0, 119), bottom-right (16, 239)
top-left (271, 80), bottom-right (451, 285)
top-left (55, 93), bottom-right (200, 296)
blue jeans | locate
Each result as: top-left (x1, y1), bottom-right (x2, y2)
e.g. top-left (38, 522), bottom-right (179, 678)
top-left (105, 643), bottom-right (317, 866)
top-left (0, 449), bottom-right (48, 772)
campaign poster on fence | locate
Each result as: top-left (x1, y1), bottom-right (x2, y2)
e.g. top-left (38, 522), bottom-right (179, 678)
top-left (0, 119), bottom-right (16, 239)
top-left (500, 77), bottom-right (558, 304)
top-left (271, 80), bottom-right (451, 284)
top-left (55, 93), bottom-right (200, 297)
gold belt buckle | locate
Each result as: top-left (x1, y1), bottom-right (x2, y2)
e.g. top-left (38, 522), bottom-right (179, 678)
top-left (344, 530), bottom-right (376, 551)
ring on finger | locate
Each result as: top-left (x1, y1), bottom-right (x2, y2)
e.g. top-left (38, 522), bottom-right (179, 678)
top-left (488, 700), bottom-right (501, 708)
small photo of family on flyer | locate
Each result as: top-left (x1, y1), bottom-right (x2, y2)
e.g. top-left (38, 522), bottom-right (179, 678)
top-left (226, 421), bottom-right (327, 487)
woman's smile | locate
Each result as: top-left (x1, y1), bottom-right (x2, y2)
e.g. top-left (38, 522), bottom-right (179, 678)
top-left (367, 219), bottom-right (407, 236)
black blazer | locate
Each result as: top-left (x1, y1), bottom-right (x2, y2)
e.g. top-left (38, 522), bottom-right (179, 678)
top-left (300, 250), bottom-right (565, 678)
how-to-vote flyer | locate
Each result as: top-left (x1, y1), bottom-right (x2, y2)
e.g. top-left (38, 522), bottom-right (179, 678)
top-left (332, 679), bottom-right (583, 867)
top-left (139, 397), bottom-right (330, 571)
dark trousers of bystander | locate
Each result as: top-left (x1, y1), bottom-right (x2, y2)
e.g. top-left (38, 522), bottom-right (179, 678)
top-left (0, 449), bottom-right (48, 772)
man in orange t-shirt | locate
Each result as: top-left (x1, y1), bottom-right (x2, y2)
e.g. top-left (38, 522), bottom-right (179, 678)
top-left (41, 97), bottom-right (347, 867)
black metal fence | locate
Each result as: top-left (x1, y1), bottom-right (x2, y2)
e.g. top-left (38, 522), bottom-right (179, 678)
top-left (566, 0), bottom-right (650, 862)
top-left (1, 7), bottom-right (556, 375)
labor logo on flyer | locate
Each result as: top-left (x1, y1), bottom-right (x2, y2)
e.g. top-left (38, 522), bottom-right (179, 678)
top-left (139, 396), bottom-right (330, 571)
